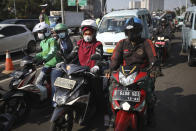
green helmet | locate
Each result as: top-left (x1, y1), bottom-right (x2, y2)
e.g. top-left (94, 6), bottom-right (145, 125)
top-left (54, 23), bottom-right (68, 32)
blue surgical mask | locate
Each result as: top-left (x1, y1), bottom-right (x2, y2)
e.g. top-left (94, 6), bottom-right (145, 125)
top-left (58, 32), bottom-right (66, 39)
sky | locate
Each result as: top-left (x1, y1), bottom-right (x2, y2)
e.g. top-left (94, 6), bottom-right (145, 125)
top-left (106, 0), bottom-right (192, 12)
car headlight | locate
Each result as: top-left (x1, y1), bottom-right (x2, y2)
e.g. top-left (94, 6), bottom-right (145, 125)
top-left (191, 39), bottom-right (196, 46)
top-left (121, 102), bottom-right (131, 111)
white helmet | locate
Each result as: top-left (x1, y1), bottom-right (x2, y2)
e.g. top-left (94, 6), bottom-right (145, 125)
top-left (81, 19), bottom-right (98, 31)
top-left (33, 22), bottom-right (51, 37)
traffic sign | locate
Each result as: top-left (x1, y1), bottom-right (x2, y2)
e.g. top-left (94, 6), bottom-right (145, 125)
top-left (68, 0), bottom-right (76, 6)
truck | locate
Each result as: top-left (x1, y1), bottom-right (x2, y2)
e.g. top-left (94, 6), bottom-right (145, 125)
top-left (50, 11), bottom-right (84, 33)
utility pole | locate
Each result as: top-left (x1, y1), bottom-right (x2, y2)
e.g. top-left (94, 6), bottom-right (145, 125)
top-left (61, 0), bottom-right (65, 24)
top-left (13, 0), bottom-right (16, 18)
top-left (186, 0), bottom-right (188, 9)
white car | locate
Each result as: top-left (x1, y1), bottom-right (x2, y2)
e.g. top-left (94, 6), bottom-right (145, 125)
top-left (0, 24), bottom-right (36, 55)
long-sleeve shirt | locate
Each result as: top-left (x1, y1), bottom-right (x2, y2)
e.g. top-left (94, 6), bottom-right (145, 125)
top-left (110, 38), bottom-right (157, 71)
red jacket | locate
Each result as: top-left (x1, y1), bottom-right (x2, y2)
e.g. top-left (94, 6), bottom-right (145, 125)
top-left (77, 39), bottom-right (103, 68)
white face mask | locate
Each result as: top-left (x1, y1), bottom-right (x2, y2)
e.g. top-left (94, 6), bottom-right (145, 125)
top-left (38, 33), bottom-right (45, 40)
top-left (58, 32), bottom-right (66, 39)
top-left (84, 35), bottom-right (93, 42)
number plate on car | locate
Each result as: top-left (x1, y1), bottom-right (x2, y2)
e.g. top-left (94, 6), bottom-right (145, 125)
top-left (112, 90), bottom-right (140, 102)
top-left (54, 77), bottom-right (76, 90)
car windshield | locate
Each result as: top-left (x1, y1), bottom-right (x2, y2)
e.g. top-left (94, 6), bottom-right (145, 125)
top-left (0, 19), bottom-right (16, 24)
top-left (98, 16), bottom-right (133, 33)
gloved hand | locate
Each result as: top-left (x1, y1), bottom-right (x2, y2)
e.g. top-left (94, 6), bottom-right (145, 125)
top-left (90, 65), bottom-right (99, 73)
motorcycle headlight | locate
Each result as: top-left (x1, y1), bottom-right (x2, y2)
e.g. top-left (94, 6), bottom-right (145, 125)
top-left (157, 37), bottom-right (161, 40)
top-left (55, 96), bottom-right (66, 105)
top-left (121, 102), bottom-right (131, 111)
top-left (191, 39), bottom-right (196, 47)
top-left (160, 37), bottom-right (164, 40)
top-left (119, 72), bottom-right (137, 86)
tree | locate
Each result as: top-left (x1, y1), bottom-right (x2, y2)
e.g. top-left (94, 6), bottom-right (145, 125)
top-left (191, 0), bottom-right (196, 5)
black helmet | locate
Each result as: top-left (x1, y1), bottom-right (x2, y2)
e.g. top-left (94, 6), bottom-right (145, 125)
top-left (124, 17), bottom-right (143, 41)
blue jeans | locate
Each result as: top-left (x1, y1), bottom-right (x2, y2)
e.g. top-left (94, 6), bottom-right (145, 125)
top-left (35, 67), bottom-right (51, 101)
top-left (50, 68), bottom-right (64, 106)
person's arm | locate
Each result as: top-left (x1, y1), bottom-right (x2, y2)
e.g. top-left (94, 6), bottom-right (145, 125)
top-left (43, 39), bottom-right (57, 62)
top-left (110, 40), bottom-right (124, 71)
top-left (144, 39), bottom-right (157, 64)
top-left (94, 43), bottom-right (103, 66)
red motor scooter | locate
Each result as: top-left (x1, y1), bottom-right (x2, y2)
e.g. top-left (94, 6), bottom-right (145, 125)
top-left (110, 65), bottom-right (155, 131)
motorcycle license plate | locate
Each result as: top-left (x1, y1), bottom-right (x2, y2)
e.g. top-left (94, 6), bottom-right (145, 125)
top-left (113, 90), bottom-right (140, 102)
top-left (54, 77), bottom-right (76, 90)
top-left (106, 49), bottom-right (114, 53)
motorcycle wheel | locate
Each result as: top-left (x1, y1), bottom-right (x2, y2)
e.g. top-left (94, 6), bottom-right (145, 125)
top-left (50, 111), bottom-right (73, 131)
top-left (2, 97), bottom-right (30, 120)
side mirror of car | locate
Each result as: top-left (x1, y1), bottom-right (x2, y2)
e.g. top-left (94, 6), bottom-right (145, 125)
top-left (0, 34), bottom-right (5, 39)
top-left (91, 54), bottom-right (101, 60)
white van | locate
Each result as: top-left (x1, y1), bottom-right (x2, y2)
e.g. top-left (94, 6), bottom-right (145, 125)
top-left (96, 9), bottom-right (151, 57)
top-left (182, 6), bottom-right (196, 66)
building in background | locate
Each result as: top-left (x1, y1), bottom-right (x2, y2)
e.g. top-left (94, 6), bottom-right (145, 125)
top-left (129, 0), bottom-right (141, 9)
top-left (80, 0), bottom-right (106, 18)
top-left (128, 0), bottom-right (164, 12)
top-left (141, 0), bottom-right (164, 12)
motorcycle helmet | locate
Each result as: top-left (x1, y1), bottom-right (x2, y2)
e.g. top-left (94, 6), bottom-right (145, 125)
top-left (33, 22), bottom-right (51, 39)
top-left (81, 19), bottom-right (98, 33)
top-left (54, 23), bottom-right (68, 39)
top-left (124, 17), bottom-right (143, 41)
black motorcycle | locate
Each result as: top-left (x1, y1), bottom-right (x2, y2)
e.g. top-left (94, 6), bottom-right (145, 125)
top-left (152, 35), bottom-right (170, 65)
top-left (0, 54), bottom-right (52, 123)
top-left (50, 54), bottom-right (103, 131)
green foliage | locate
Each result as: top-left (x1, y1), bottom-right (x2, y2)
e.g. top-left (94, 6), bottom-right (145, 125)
top-left (0, 0), bottom-right (62, 20)
top-left (191, 0), bottom-right (196, 5)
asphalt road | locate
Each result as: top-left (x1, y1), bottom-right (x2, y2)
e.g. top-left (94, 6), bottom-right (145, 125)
top-left (0, 32), bottom-right (196, 131)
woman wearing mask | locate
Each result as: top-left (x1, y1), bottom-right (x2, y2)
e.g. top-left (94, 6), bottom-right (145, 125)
top-left (51, 19), bottom-right (108, 125)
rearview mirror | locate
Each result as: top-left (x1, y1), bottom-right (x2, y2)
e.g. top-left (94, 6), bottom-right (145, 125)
top-left (91, 54), bottom-right (101, 60)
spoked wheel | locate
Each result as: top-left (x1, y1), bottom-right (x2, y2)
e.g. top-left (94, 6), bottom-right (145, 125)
top-left (3, 97), bottom-right (30, 120)
top-left (51, 111), bottom-right (73, 131)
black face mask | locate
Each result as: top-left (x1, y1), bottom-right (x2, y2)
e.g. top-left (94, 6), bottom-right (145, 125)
top-left (127, 30), bottom-right (141, 42)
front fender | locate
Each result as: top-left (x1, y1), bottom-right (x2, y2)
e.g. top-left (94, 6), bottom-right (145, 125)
top-left (50, 107), bottom-right (64, 122)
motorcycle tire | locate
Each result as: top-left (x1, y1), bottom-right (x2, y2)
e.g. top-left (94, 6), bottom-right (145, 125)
top-left (50, 111), bottom-right (73, 131)
top-left (2, 96), bottom-right (30, 121)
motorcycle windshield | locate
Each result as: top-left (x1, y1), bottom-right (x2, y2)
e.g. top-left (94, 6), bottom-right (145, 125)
top-left (66, 64), bottom-right (89, 75)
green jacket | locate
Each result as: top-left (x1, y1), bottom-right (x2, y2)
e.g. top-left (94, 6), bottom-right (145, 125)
top-left (35, 37), bottom-right (61, 67)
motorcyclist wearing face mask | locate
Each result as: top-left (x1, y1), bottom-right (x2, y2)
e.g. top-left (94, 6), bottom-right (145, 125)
top-left (32, 22), bottom-right (61, 101)
top-left (50, 23), bottom-right (73, 105)
top-left (105, 17), bottom-right (159, 125)
top-left (51, 20), bottom-right (108, 124)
